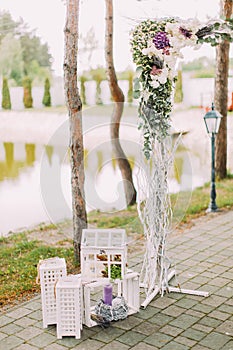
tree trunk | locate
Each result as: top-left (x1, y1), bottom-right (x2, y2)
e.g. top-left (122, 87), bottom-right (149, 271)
top-left (214, 0), bottom-right (232, 179)
top-left (64, 0), bottom-right (87, 263)
top-left (105, 0), bottom-right (137, 206)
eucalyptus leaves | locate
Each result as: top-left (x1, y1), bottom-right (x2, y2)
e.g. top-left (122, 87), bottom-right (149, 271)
top-left (130, 17), bottom-right (233, 159)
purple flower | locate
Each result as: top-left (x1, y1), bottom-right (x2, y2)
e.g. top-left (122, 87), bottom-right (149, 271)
top-left (179, 27), bottom-right (192, 39)
top-left (153, 32), bottom-right (170, 50)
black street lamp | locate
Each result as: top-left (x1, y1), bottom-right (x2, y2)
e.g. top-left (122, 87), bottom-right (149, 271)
top-left (203, 103), bottom-right (222, 212)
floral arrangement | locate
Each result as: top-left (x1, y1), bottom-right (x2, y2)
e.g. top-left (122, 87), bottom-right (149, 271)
top-left (130, 17), bottom-right (233, 159)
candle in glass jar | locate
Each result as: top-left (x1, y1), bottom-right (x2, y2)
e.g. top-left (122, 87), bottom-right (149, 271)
top-left (103, 283), bottom-right (112, 306)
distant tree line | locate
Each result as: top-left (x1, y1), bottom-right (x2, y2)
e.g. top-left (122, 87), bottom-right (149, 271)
top-left (0, 11), bottom-right (52, 86)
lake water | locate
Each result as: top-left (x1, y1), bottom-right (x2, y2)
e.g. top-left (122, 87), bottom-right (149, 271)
top-left (0, 107), bottom-right (232, 236)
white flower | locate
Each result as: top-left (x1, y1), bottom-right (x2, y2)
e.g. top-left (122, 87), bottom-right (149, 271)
top-left (141, 90), bottom-right (152, 101)
top-left (149, 66), bottom-right (169, 88)
top-left (142, 40), bottom-right (164, 59)
top-left (150, 80), bottom-right (160, 89)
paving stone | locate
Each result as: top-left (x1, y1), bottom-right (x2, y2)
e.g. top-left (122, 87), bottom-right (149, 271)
top-left (191, 344), bottom-right (214, 350)
top-left (160, 341), bottom-right (189, 350)
top-left (160, 325), bottom-right (183, 337)
top-left (69, 339), bottom-right (104, 349)
top-left (0, 316), bottom-right (14, 327)
top-left (214, 286), bottom-right (233, 298)
top-left (0, 322), bottom-right (23, 335)
top-left (169, 314), bottom-right (198, 330)
top-left (14, 316), bottom-right (36, 327)
top-left (116, 330), bottom-right (146, 347)
top-left (25, 300), bottom-right (41, 311)
top-left (200, 294), bottom-right (227, 307)
top-left (208, 277), bottom-right (230, 287)
top-left (92, 326), bottom-right (125, 343)
top-left (200, 332), bottom-right (231, 349)
top-left (185, 309), bottom-right (205, 319)
top-left (161, 305), bottom-right (186, 317)
top-left (57, 336), bottom-right (83, 348)
top-left (181, 328), bottom-right (206, 341)
top-left (27, 310), bottom-right (42, 321)
top-left (131, 342), bottom-right (158, 350)
top-left (198, 316), bottom-right (222, 328)
top-left (16, 345), bottom-right (38, 350)
top-left (218, 304), bottom-right (233, 315)
top-left (0, 332), bottom-right (7, 340)
top-left (192, 323), bottom-right (213, 334)
top-left (216, 320), bottom-right (233, 336)
top-left (98, 340), bottom-right (130, 350)
top-left (220, 340), bottom-right (233, 350)
top-left (175, 298), bottom-right (198, 309)
top-left (44, 344), bottom-right (70, 350)
top-left (133, 321), bottom-right (160, 335)
top-left (150, 297), bottom-right (176, 309)
top-left (113, 316), bottom-right (143, 330)
top-left (28, 332), bottom-right (55, 348)
top-left (192, 303), bottom-right (213, 314)
top-left (175, 335), bottom-right (197, 348)
top-left (0, 335), bottom-right (24, 350)
top-left (7, 307), bottom-right (32, 320)
top-left (17, 325), bottom-right (43, 340)
top-left (144, 332), bottom-right (172, 348)
top-left (135, 306), bottom-right (160, 319)
top-left (149, 313), bottom-right (173, 327)
top-left (208, 309), bottom-right (230, 321)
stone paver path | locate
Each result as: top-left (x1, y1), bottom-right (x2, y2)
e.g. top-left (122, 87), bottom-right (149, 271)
top-left (1, 210), bottom-right (233, 349)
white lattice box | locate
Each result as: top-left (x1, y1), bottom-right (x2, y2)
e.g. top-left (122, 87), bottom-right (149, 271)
top-left (81, 229), bottom-right (127, 281)
top-left (39, 257), bottom-right (67, 328)
top-left (56, 275), bottom-right (82, 339)
top-left (83, 271), bottom-right (140, 327)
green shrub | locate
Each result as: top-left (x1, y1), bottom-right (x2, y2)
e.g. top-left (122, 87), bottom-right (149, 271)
top-left (23, 76), bottom-right (33, 108)
top-left (174, 70), bottom-right (183, 103)
top-left (80, 75), bottom-right (87, 105)
top-left (42, 78), bottom-right (51, 107)
top-left (1, 78), bottom-right (11, 110)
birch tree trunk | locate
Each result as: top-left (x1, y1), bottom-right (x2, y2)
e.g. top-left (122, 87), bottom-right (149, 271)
top-left (215, 0), bottom-right (232, 179)
top-left (105, 0), bottom-right (137, 206)
top-left (64, 0), bottom-right (87, 263)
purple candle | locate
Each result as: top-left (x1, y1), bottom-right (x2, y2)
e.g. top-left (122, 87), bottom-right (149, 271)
top-left (103, 283), bottom-right (112, 306)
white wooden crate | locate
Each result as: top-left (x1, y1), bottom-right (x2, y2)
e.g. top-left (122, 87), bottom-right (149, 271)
top-left (56, 275), bottom-right (82, 339)
top-left (39, 257), bottom-right (67, 328)
top-left (83, 271), bottom-right (140, 327)
top-left (81, 229), bottom-right (127, 281)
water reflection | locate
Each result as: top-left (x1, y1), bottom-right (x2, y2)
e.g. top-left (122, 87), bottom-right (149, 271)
top-left (0, 137), bottom-right (202, 236)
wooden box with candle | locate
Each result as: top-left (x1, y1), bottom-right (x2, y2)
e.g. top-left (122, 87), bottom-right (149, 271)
top-left (82, 271), bottom-right (140, 327)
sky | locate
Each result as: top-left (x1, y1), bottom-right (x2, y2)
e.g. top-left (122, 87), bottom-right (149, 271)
top-left (1, 0), bottom-right (232, 76)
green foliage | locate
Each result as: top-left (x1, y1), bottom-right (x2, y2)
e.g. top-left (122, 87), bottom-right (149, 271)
top-left (89, 67), bottom-right (105, 105)
top-left (42, 78), bottom-right (51, 107)
top-left (1, 77), bottom-right (11, 110)
top-left (20, 33), bottom-right (52, 76)
top-left (23, 76), bottom-right (33, 108)
top-left (174, 70), bottom-right (183, 103)
top-left (104, 264), bottom-right (122, 280)
top-left (182, 57), bottom-right (215, 72)
top-left (0, 33), bottom-right (24, 85)
top-left (127, 71), bottom-right (134, 105)
top-left (0, 11), bottom-right (52, 86)
top-left (80, 75), bottom-right (87, 105)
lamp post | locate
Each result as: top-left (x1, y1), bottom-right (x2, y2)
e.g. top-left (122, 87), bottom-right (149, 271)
top-left (203, 103), bottom-right (222, 212)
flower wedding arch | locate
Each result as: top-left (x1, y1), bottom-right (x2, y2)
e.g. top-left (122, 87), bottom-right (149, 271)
top-left (130, 17), bottom-right (233, 307)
